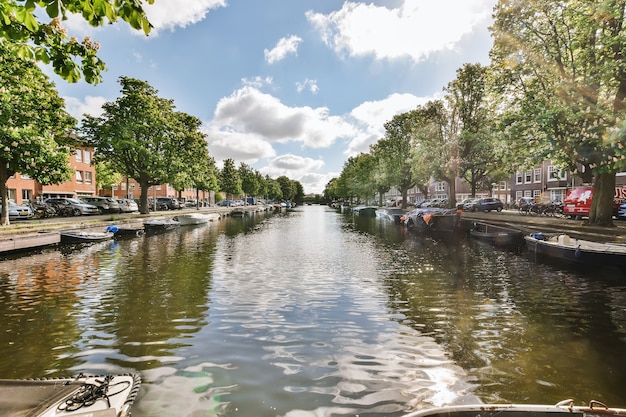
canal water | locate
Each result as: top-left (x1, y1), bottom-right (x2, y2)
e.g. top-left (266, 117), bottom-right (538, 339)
top-left (0, 205), bottom-right (625, 416)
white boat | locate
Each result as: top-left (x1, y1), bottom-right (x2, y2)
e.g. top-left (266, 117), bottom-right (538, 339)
top-left (59, 231), bottom-right (114, 244)
top-left (175, 212), bottom-right (220, 225)
top-left (403, 400), bottom-right (626, 417)
top-left (0, 373), bottom-right (141, 417)
top-left (143, 218), bottom-right (180, 233)
top-left (524, 233), bottom-right (626, 269)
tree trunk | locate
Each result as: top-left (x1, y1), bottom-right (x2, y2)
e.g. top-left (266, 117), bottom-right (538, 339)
top-left (401, 187), bottom-right (408, 209)
top-left (447, 178), bottom-right (456, 209)
top-left (587, 171), bottom-right (616, 226)
top-left (139, 180), bottom-right (150, 214)
top-left (0, 162), bottom-right (9, 226)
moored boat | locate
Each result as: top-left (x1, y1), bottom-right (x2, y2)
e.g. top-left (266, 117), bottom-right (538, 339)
top-left (375, 207), bottom-right (406, 223)
top-left (402, 400), bottom-right (626, 417)
top-left (352, 206), bottom-right (377, 217)
top-left (524, 233), bottom-right (626, 268)
top-left (60, 230), bottom-right (114, 244)
top-left (107, 225), bottom-right (145, 238)
top-left (401, 208), bottom-right (461, 234)
top-left (143, 218), bottom-right (180, 233)
top-left (175, 212), bottom-right (220, 225)
top-left (469, 221), bottom-right (523, 247)
top-left (0, 373), bottom-right (141, 417)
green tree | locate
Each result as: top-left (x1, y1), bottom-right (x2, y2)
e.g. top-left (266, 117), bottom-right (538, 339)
top-left (276, 175), bottom-right (295, 201)
top-left (219, 158), bottom-right (242, 199)
top-left (448, 63), bottom-right (505, 197)
top-left (239, 163), bottom-right (260, 198)
top-left (378, 113), bottom-right (419, 209)
top-left (0, 43), bottom-right (76, 225)
top-left (1, 0), bottom-right (152, 84)
top-left (293, 180), bottom-right (304, 203)
top-left (265, 175), bottom-right (282, 201)
top-left (95, 160), bottom-right (122, 196)
top-left (81, 77), bottom-right (192, 214)
top-left (490, 0), bottom-right (626, 226)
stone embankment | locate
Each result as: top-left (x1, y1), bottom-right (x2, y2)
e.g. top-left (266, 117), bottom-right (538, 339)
top-left (462, 210), bottom-right (626, 243)
top-left (1, 206), bottom-right (625, 254)
top-left (0, 206), bottom-right (235, 253)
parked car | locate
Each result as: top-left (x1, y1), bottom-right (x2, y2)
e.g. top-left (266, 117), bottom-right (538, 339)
top-left (45, 198), bottom-right (99, 216)
top-left (1, 201), bottom-right (34, 220)
top-left (457, 197), bottom-right (479, 211)
top-left (80, 196), bottom-right (121, 214)
top-left (116, 198), bottom-right (139, 213)
top-left (156, 197), bottom-right (181, 210)
top-left (469, 197), bottom-right (504, 212)
top-left (617, 201), bottom-right (626, 220)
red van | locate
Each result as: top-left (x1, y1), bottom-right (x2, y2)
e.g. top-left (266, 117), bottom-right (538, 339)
top-left (563, 186), bottom-right (626, 218)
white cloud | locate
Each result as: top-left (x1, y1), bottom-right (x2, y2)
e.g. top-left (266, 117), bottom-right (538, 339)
top-left (344, 93), bottom-right (433, 156)
top-left (264, 35), bottom-right (303, 64)
top-left (259, 156), bottom-right (331, 195)
top-left (306, 0), bottom-right (495, 62)
top-left (212, 86), bottom-right (355, 149)
top-left (63, 95), bottom-right (108, 120)
top-left (205, 128), bottom-right (276, 164)
top-left (143, 0), bottom-right (227, 33)
top-left (296, 79), bottom-right (319, 94)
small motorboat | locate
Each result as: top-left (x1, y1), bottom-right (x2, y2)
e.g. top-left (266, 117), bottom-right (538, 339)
top-left (375, 208), bottom-right (406, 223)
top-left (175, 212), bottom-right (220, 225)
top-left (106, 225), bottom-right (145, 238)
top-left (525, 233), bottom-right (626, 268)
top-left (230, 207), bottom-right (247, 217)
top-left (401, 208), bottom-right (461, 234)
top-left (59, 230), bottom-right (114, 245)
top-left (402, 400), bottom-right (626, 417)
top-left (469, 221), bottom-right (523, 247)
top-left (0, 373), bottom-right (141, 417)
top-left (352, 206), bottom-right (377, 217)
top-left (143, 218), bottom-right (180, 233)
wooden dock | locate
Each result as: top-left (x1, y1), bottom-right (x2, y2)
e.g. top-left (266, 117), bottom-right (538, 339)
top-left (0, 232), bottom-right (60, 254)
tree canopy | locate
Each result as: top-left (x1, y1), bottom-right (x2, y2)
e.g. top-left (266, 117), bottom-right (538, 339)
top-left (490, 0), bottom-right (626, 225)
top-left (0, 0), bottom-right (153, 84)
top-left (0, 42), bottom-right (76, 225)
top-left (81, 76), bottom-right (211, 214)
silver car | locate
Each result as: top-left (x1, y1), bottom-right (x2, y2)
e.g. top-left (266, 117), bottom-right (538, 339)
top-left (1, 201), bottom-right (34, 220)
top-left (116, 198), bottom-right (139, 213)
top-left (45, 198), bottom-right (99, 216)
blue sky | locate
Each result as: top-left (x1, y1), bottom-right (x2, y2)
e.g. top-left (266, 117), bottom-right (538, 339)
top-left (49, 0), bottom-right (497, 194)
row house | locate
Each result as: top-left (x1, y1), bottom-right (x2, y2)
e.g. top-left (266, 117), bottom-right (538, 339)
top-left (7, 147), bottom-right (213, 206)
top-left (7, 147), bottom-right (97, 205)
top-left (103, 177), bottom-right (216, 206)
top-left (383, 160), bottom-right (626, 207)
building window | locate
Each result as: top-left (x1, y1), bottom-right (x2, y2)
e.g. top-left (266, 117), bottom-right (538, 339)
top-left (548, 166), bottom-right (566, 181)
top-left (516, 191), bottom-right (523, 201)
top-left (533, 168), bottom-right (541, 183)
top-left (76, 171), bottom-right (83, 183)
top-left (85, 171), bottom-right (92, 184)
top-left (533, 189), bottom-right (541, 198)
top-left (435, 182), bottom-right (446, 192)
top-left (129, 183), bottom-right (135, 190)
top-left (524, 190), bottom-right (533, 198)
top-left (121, 183), bottom-right (126, 190)
top-left (516, 172), bottom-right (523, 184)
top-left (75, 149), bottom-right (83, 163)
top-left (84, 150), bottom-right (91, 165)
top-left (500, 181), bottom-right (507, 190)
top-left (525, 171), bottom-right (532, 183)
top-left (22, 189), bottom-right (32, 201)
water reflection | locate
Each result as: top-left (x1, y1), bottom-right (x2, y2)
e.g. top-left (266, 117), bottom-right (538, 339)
top-left (1, 207), bottom-right (626, 417)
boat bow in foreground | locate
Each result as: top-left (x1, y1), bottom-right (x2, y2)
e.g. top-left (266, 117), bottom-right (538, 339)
top-left (0, 373), bottom-right (141, 417)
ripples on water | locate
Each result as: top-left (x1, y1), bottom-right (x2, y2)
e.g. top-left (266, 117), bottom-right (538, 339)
top-left (0, 206), bottom-right (626, 416)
